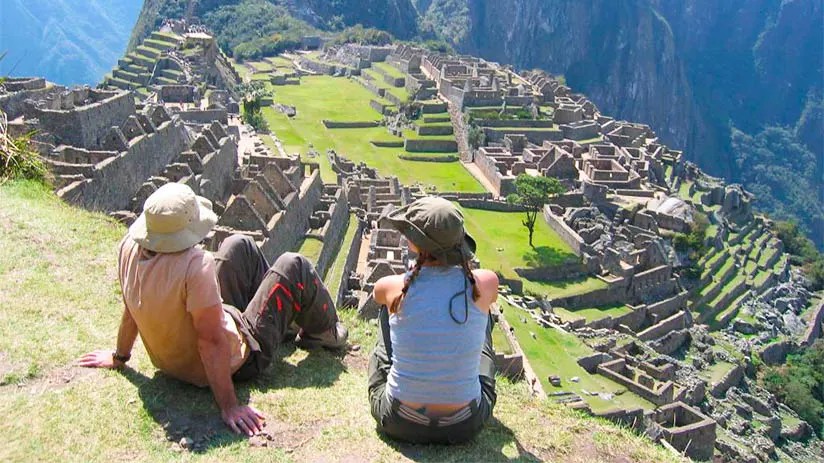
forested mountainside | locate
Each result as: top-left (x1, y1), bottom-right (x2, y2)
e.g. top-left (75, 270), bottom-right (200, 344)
top-left (132, 0), bottom-right (822, 247)
top-left (651, 0), bottom-right (823, 246)
top-left (0, 0), bottom-right (142, 85)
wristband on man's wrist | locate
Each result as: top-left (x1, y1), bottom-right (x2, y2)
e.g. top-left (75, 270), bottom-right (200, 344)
top-left (112, 351), bottom-right (131, 363)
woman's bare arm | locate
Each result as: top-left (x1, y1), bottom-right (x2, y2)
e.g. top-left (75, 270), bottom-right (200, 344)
top-left (472, 269), bottom-right (499, 313)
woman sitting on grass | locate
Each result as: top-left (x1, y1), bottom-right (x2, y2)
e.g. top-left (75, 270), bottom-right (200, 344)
top-left (367, 197), bottom-right (499, 444)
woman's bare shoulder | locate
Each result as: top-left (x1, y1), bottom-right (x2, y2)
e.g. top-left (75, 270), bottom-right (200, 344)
top-left (472, 269), bottom-right (499, 289)
top-left (472, 269), bottom-right (499, 307)
top-left (373, 274), bottom-right (407, 305)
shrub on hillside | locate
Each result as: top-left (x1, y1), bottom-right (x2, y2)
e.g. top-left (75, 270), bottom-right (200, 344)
top-left (773, 220), bottom-right (824, 290)
top-left (0, 126), bottom-right (48, 184)
top-left (507, 175), bottom-right (565, 247)
top-left (331, 25), bottom-right (393, 46)
top-left (468, 125), bottom-right (485, 149)
top-left (0, 75), bottom-right (48, 184)
top-left (233, 33), bottom-right (302, 61)
top-left (238, 81), bottom-right (270, 133)
top-left (732, 125), bottom-right (823, 249)
top-left (673, 213), bottom-right (709, 254)
top-left (761, 340), bottom-right (824, 436)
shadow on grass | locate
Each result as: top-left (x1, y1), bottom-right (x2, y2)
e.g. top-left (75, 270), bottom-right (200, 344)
top-left (522, 246), bottom-right (577, 269)
top-left (538, 276), bottom-right (592, 290)
top-left (247, 343), bottom-right (347, 392)
top-left (118, 344), bottom-right (346, 453)
top-left (377, 417), bottom-right (542, 462)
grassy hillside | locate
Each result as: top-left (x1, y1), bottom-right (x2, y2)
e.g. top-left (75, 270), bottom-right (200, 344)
top-left (0, 180), bottom-right (685, 462)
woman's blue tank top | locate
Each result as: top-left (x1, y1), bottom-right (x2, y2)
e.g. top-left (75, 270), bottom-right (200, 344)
top-left (386, 266), bottom-right (487, 404)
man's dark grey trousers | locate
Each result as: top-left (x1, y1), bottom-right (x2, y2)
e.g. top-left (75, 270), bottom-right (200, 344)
top-left (213, 234), bottom-right (339, 380)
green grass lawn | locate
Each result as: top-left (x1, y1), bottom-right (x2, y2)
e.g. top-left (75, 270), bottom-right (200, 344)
top-left (553, 304), bottom-right (633, 324)
top-left (460, 207), bottom-right (604, 299)
top-left (372, 62), bottom-right (407, 80)
top-left (403, 128), bottom-right (457, 143)
top-left (250, 61), bottom-right (273, 72)
top-left (677, 180), bottom-right (692, 200)
top-left (230, 58), bottom-right (251, 80)
top-left (499, 300), bottom-right (654, 413)
top-left (524, 277), bottom-right (610, 300)
top-left (324, 216), bottom-right (359, 297)
top-left (362, 69), bottom-right (410, 102)
top-left (262, 76), bottom-right (483, 192)
top-left (265, 56), bottom-right (294, 69)
top-left (461, 207), bottom-right (577, 277)
top-left (491, 322), bottom-right (514, 355)
top-left (0, 180), bottom-right (683, 463)
top-left (697, 361), bottom-right (736, 385)
top-left (295, 236), bottom-right (324, 262)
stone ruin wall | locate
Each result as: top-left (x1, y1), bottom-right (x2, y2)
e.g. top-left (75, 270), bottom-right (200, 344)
top-left (309, 185), bottom-right (351, 278)
top-left (802, 299), bottom-right (824, 346)
top-left (259, 168), bottom-right (324, 263)
top-left (647, 402), bottom-right (717, 461)
top-left (542, 206), bottom-right (586, 256)
top-left (53, 106), bottom-right (191, 212)
top-left (0, 78), bottom-right (53, 119)
top-left (25, 89), bottom-right (136, 149)
top-left (121, 120), bottom-right (239, 223)
top-left (334, 218), bottom-right (367, 308)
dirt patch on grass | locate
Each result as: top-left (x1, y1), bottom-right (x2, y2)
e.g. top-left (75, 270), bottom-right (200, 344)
top-left (1, 364), bottom-right (97, 393)
top-left (154, 407), bottom-right (227, 452)
top-left (248, 418), bottom-right (327, 452)
top-left (0, 352), bottom-right (16, 382)
top-left (342, 345), bottom-right (368, 371)
top-left (41, 365), bottom-right (96, 390)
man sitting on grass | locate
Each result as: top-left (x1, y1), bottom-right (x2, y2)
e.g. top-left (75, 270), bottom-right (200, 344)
top-left (79, 183), bottom-right (348, 436)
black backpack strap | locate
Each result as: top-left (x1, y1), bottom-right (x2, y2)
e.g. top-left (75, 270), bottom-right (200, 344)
top-left (379, 305), bottom-right (393, 361)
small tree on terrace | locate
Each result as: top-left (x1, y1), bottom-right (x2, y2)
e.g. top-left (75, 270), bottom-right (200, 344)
top-left (238, 81), bottom-right (270, 132)
top-left (507, 174), bottom-right (565, 247)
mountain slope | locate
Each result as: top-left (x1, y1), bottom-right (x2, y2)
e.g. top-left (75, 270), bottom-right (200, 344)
top-left (651, 0), bottom-right (823, 244)
top-left (0, 0), bottom-right (143, 85)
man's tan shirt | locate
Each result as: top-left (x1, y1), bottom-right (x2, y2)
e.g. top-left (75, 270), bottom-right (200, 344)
top-left (118, 237), bottom-right (248, 386)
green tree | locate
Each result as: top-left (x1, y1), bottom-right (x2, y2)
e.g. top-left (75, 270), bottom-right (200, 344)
top-left (761, 340), bottom-right (824, 436)
top-left (773, 220), bottom-right (824, 290)
top-left (467, 125), bottom-right (485, 149)
top-left (507, 174), bottom-right (565, 247)
top-left (238, 81), bottom-right (270, 132)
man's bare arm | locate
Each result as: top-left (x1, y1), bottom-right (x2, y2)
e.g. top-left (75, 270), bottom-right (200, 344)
top-left (78, 308), bottom-right (138, 369)
top-left (191, 303), bottom-right (265, 436)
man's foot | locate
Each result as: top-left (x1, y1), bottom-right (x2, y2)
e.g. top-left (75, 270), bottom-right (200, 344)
top-left (294, 322), bottom-right (349, 350)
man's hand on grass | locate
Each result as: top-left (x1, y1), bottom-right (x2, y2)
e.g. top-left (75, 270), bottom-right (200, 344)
top-left (222, 404), bottom-right (266, 436)
top-left (77, 349), bottom-right (123, 369)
